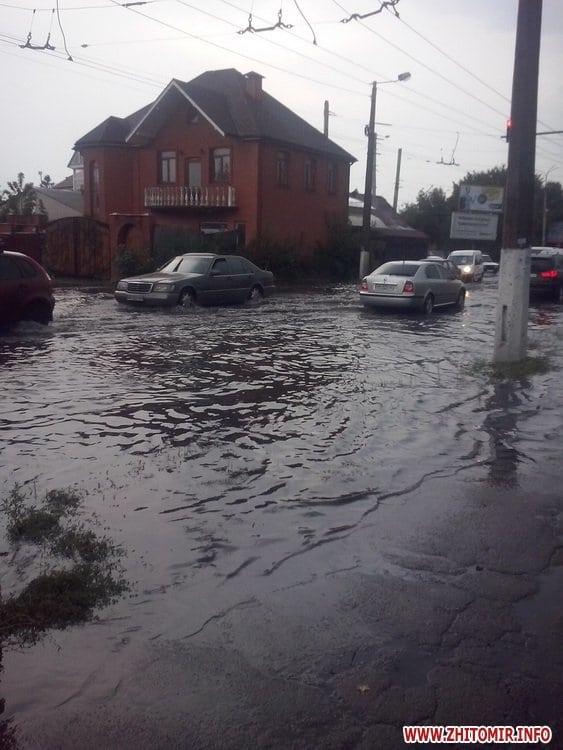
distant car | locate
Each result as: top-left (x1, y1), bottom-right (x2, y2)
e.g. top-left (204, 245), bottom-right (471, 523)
top-left (426, 255), bottom-right (462, 279)
top-left (0, 250), bottom-right (55, 327)
top-left (359, 260), bottom-right (466, 315)
top-left (529, 252), bottom-right (563, 302)
top-left (115, 253), bottom-right (275, 308)
top-left (447, 250), bottom-right (484, 282)
top-left (481, 254), bottom-right (499, 274)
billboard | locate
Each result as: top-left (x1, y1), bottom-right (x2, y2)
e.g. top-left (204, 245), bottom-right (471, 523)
top-left (450, 211), bottom-right (499, 241)
top-left (458, 184), bottom-right (504, 213)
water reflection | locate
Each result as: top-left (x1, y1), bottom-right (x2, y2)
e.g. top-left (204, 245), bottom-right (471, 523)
top-left (481, 380), bottom-right (527, 487)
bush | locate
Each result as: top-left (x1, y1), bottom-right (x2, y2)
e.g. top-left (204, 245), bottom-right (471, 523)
top-left (115, 245), bottom-right (152, 277)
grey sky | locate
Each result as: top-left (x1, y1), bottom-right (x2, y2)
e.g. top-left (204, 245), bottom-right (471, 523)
top-left (0, 0), bottom-right (562, 207)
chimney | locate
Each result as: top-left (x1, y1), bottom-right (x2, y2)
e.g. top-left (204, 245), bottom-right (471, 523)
top-left (244, 71), bottom-right (264, 100)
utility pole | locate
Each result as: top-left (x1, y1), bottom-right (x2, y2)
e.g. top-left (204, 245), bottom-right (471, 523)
top-left (323, 100), bottom-right (329, 137)
top-left (392, 148), bottom-right (402, 211)
top-left (359, 82), bottom-right (377, 279)
top-left (493, 0), bottom-right (542, 363)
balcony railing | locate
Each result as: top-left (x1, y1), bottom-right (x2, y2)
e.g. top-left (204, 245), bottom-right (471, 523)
top-left (144, 185), bottom-right (236, 209)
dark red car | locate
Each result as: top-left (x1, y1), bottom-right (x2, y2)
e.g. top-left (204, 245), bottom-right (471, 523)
top-left (0, 250), bottom-right (55, 326)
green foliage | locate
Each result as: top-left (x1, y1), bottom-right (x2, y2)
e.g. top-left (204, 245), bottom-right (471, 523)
top-left (468, 355), bottom-right (551, 380)
top-left (0, 565), bottom-right (127, 644)
top-left (0, 485), bottom-right (127, 646)
top-left (400, 165), bottom-right (563, 250)
top-left (313, 221), bottom-right (361, 280)
top-left (115, 245), bottom-right (151, 277)
top-left (245, 236), bottom-right (313, 280)
top-left (400, 186), bottom-right (453, 250)
top-left (0, 172), bottom-right (45, 219)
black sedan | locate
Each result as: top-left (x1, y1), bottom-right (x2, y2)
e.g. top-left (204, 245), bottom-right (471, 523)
top-left (115, 253), bottom-right (275, 308)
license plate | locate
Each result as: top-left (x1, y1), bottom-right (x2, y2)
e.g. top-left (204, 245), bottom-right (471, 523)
top-left (126, 293), bottom-right (144, 301)
top-left (530, 274), bottom-right (537, 278)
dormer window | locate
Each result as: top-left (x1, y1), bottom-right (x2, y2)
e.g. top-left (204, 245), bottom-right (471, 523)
top-left (159, 151), bottom-right (177, 184)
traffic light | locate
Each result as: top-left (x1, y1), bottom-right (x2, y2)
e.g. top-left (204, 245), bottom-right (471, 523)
top-left (505, 118), bottom-right (512, 142)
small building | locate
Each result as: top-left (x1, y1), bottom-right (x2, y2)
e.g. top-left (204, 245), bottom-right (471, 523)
top-left (349, 190), bottom-right (429, 264)
top-left (35, 187), bottom-right (83, 222)
top-left (73, 68), bottom-right (355, 268)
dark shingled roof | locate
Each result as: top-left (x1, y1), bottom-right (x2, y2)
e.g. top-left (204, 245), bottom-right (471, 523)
top-left (75, 103), bottom-right (153, 148)
top-left (75, 68), bottom-right (355, 161)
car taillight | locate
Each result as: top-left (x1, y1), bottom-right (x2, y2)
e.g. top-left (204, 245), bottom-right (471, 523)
top-left (539, 269), bottom-right (558, 279)
top-left (403, 280), bottom-right (415, 294)
top-left (360, 280), bottom-right (368, 291)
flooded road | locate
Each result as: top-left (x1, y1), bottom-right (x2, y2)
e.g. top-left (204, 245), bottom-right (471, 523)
top-left (1, 279), bottom-right (562, 748)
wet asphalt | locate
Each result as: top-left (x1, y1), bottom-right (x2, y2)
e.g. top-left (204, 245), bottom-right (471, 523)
top-left (0, 277), bottom-right (562, 749)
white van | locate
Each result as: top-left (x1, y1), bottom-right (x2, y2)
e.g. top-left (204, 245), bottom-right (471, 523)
top-left (446, 250), bottom-right (484, 282)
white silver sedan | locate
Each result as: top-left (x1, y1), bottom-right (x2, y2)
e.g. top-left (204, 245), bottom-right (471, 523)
top-left (359, 260), bottom-right (466, 315)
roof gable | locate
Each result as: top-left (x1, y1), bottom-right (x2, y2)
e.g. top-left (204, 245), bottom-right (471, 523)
top-left (75, 68), bottom-right (355, 162)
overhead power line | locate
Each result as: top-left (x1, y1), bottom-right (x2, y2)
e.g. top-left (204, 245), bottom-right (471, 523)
top-left (333, 0), bottom-right (510, 122)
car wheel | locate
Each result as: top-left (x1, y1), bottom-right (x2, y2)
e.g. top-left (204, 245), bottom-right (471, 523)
top-left (22, 301), bottom-right (51, 325)
top-left (422, 294), bottom-right (434, 315)
top-left (179, 288), bottom-right (196, 309)
top-left (248, 285), bottom-right (264, 304)
top-left (455, 290), bottom-right (466, 310)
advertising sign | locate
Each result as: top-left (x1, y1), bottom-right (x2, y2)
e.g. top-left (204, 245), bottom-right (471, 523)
top-left (450, 211), bottom-right (499, 241)
top-left (458, 184), bottom-right (504, 213)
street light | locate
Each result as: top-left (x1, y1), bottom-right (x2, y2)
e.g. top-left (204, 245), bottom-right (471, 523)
top-left (362, 72), bottom-right (411, 232)
top-left (541, 165), bottom-right (558, 245)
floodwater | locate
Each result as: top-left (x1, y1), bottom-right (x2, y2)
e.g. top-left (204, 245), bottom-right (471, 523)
top-left (1, 279), bottom-right (562, 748)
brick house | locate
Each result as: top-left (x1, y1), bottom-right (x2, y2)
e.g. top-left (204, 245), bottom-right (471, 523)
top-left (74, 68), bottom-right (355, 266)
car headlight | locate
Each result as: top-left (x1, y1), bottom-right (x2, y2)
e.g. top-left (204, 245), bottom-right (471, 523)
top-left (153, 282), bottom-right (175, 292)
top-left (116, 281), bottom-right (127, 291)
top-left (463, 265), bottom-right (472, 273)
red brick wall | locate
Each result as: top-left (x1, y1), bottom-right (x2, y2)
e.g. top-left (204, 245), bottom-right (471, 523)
top-left (258, 142), bottom-right (350, 254)
top-left (81, 98), bottom-right (350, 257)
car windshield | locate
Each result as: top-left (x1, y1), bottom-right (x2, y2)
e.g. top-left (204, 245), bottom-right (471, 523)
top-left (450, 254), bottom-right (474, 266)
top-left (159, 256), bottom-right (210, 274)
top-left (372, 262), bottom-right (419, 277)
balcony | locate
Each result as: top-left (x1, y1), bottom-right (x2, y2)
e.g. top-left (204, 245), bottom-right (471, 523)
top-left (144, 185), bottom-right (237, 210)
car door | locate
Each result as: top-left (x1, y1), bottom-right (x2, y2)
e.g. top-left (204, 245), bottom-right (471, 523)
top-left (227, 256), bottom-right (253, 302)
top-left (0, 254), bottom-right (25, 324)
top-left (206, 257), bottom-right (237, 304)
top-left (423, 263), bottom-right (446, 305)
top-left (442, 262), bottom-right (461, 303)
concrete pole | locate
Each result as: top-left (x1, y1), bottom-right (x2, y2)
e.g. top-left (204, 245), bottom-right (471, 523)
top-left (542, 185), bottom-right (548, 245)
top-left (362, 82), bottom-right (377, 231)
top-left (494, 0), bottom-right (542, 363)
top-left (323, 100), bottom-right (329, 137)
top-left (359, 82), bottom-right (377, 280)
top-left (392, 148), bottom-right (402, 211)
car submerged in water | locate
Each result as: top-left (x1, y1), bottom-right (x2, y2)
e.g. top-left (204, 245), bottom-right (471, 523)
top-left (115, 253), bottom-right (275, 308)
top-left (359, 260), bottom-right (466, 315)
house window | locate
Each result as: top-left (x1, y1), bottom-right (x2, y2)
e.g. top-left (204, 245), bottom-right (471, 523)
top-left (90, 161), bottom-right (100, 215)
top-left (211, 148), bottom-right (231, 182)
top-left (304, 158), bottom-right (316, 191)
top-left (327, 162), bottom-right (337, 194)
top-left (159, 151), bottom-right (177, 184)
top-left (276, 151), bottom-right (289, 188)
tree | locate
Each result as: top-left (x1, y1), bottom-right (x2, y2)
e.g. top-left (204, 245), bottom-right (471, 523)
top-left (0, 173), bottom-right (45, 219)
top-left (400, 186), bottom-right (454, 250)
top-left (400, 165), bottom-right (563, 249)
top-left (39, 174), bottom-right (54, 189)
